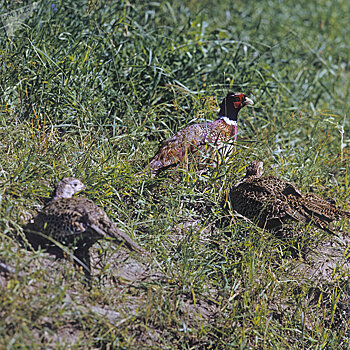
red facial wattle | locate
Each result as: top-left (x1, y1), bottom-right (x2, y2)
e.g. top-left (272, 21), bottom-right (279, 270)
top-left (233, 94), bottom-right (245, 109)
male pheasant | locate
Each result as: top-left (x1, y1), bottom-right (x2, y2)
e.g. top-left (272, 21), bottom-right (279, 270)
top-left (228, 161), bottom-right (350, 234)
top-left (24, 178), bottom-right (147, 279)
top-left (142, 92), bottom-right (253, 176)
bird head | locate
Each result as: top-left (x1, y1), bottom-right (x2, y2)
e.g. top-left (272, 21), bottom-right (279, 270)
top-left (245, 160), bottom-right (263, 178)
top-left (218, 92), bottom-right (254, 121)
top-left (52, 177), bottom-right (86, 200)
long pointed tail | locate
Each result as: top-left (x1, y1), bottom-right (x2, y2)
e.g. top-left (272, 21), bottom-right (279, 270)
top-left (287, 203), bottom-right (337, 235)
top-left (303, 194), bottom-right (350, 220)
top-left (89, 223), bottom-right (149, 255)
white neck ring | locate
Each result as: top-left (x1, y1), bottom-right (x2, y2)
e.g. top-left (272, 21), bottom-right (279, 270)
top-left (218, 116), bottom-right (237, 126)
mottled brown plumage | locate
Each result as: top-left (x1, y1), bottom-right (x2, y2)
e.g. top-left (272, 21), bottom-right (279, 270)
top-left (142, 92), bottom-right (253, 176)
top-left (25, 178), bottom-right (147, 278)
top-left (229, 161), bottom-right (350, 234)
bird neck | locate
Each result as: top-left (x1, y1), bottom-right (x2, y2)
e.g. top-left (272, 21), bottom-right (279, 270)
top-left (244, 172), bottom-right (263, 181)
top-left (218, 116), bottom-right (238, 141)
top-left (245, 175), bottom-right (259, 179)
top-left (51, 188), bottom-right (73, 201)
top-left (50, 193), bottom-right (65, 201)
top-left (218, 104), bottom-right (241, 121)
top-left (218, 116), bottom-right (237, 126)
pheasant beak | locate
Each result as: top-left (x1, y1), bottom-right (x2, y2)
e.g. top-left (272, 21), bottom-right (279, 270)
top-left (75, 183), bottom-right (86, 194)
top-left (244, 97), bottom-right (254, 106)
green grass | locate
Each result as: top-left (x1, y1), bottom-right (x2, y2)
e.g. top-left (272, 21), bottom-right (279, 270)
top-left (1, 0), bottom-right (350, 348)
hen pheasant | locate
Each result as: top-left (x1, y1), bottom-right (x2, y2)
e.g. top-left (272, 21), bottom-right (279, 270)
top-left (228, 161), bottom-right (350, 234)
top-left (142, 92), bottom-right (253, 176)
top-left (25, 178), bottom-right (147, 279)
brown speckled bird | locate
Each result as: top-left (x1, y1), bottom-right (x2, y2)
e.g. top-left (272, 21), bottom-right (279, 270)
top-left (142, 92), bottom-right (253, 176)
top-left (25, 178), bottom-right (147, 279)
top-left (228, 161), bottom-right (350, 234)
